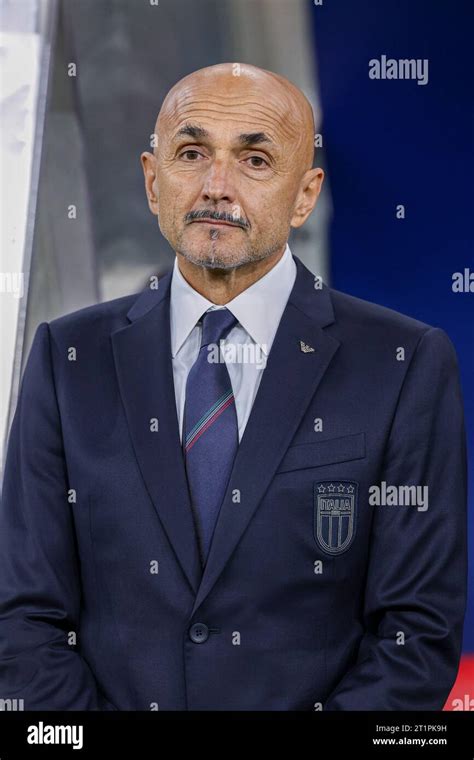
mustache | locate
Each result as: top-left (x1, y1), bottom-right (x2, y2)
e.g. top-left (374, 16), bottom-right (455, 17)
top-left (185, 209), bottom-right (250, 229)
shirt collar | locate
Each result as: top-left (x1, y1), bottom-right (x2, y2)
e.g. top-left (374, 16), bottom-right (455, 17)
top-left (170, 243), bottom-right (296, 358)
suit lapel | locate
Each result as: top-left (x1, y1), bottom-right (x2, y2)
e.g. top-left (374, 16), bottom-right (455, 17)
top-left (111, 272), bottom-right (202, 595)
top-left (190, 256), bottom-right (340, 615)
top-left (111, 255), bottom-right (340, 610)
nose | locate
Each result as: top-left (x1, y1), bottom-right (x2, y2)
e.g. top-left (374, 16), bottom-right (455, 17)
top-left (201, 158), bottom-right (235, 204)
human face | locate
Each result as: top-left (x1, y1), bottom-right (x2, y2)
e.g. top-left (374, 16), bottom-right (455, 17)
top-left (142, 69), bottom-right (323, 271)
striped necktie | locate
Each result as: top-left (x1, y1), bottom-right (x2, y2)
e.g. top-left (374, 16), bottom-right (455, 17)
top-left (183, 307), bottom-right (239, 564)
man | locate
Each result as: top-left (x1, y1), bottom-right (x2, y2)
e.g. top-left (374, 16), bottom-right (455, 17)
top-left (0, 63), bottom-right (467, 711)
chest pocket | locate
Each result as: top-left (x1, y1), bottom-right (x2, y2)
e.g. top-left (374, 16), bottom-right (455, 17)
top-left (275, 432), bottom-right (366, 474)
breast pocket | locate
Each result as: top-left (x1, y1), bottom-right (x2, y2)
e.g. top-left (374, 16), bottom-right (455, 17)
top-left (275, 432), bottom-right (366, 474)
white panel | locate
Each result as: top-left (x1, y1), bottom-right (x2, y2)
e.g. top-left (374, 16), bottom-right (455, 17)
top-left (0, 0), bottom-right (55, 476)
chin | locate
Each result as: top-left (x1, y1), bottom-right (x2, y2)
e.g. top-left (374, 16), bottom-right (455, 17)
top-left (178, 239), bottom-right (255, 270)
top-left (181, 249), bottom-right (247, 270)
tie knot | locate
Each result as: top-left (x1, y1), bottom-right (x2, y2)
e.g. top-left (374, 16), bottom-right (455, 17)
top-left (200, 307), bottom-right (238, 349)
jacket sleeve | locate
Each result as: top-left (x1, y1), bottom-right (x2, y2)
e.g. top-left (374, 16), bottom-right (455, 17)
top-left (323, 327), bottom-right (468, 710)
top-left (0, 322), bottom-right (117, 710)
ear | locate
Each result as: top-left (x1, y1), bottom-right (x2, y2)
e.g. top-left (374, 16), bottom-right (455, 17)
top-left (290, 167), bottom-right (324, 229)
top-left (140, 151), bottom-right (159, 216)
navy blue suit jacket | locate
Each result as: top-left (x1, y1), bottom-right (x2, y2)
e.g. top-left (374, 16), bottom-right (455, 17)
top-left (0, 254), bottom-right (467, 710)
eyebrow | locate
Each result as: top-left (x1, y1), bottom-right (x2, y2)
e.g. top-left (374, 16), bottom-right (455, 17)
top-left (238, 132), bottom-right (274, 148)
top-left (174, 124), bottom-right (209, 141)
top-left (173, 123), bottom-right (275, 149)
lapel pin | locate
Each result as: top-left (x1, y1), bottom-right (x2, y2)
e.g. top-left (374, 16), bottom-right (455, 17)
top-left (299, 340), bottom-right (315, 353)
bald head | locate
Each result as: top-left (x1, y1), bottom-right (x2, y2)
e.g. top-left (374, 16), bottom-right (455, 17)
top-left (155, 63), bottom-right (316, 173)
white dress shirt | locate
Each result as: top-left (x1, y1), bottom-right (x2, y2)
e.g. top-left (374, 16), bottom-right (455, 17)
top-left (170, 243), bottom-right (297, 443)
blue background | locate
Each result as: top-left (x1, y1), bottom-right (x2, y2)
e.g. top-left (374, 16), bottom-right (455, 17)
top-left (310, 0), bottom-right (473, 650)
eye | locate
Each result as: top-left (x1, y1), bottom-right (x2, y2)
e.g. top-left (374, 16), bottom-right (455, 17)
top-left (245, 155), bottom-right (269, 169)
top-left (179, 150), bottom-right (204, 161)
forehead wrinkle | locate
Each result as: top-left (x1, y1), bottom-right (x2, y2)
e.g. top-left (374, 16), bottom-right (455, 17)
top-left (159, 77), bottom-right (302, 127)
top-left (162, 109), bottom-right (285, 154)
top-left (156, 66), bottom-right (315, 168)
top-left (162, 96), bottom-right (294, 131)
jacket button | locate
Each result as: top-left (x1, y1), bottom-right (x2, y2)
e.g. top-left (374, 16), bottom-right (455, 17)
top-left (189, 622), bottom-right (209, 643)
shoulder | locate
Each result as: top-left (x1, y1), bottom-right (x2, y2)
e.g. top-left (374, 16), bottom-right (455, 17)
top-left (329, 286), bottom-right (430, 335)
top-left (47, 292), bottom-right (141, 341)
top-left (328, 286), bottom-right (459, 366)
